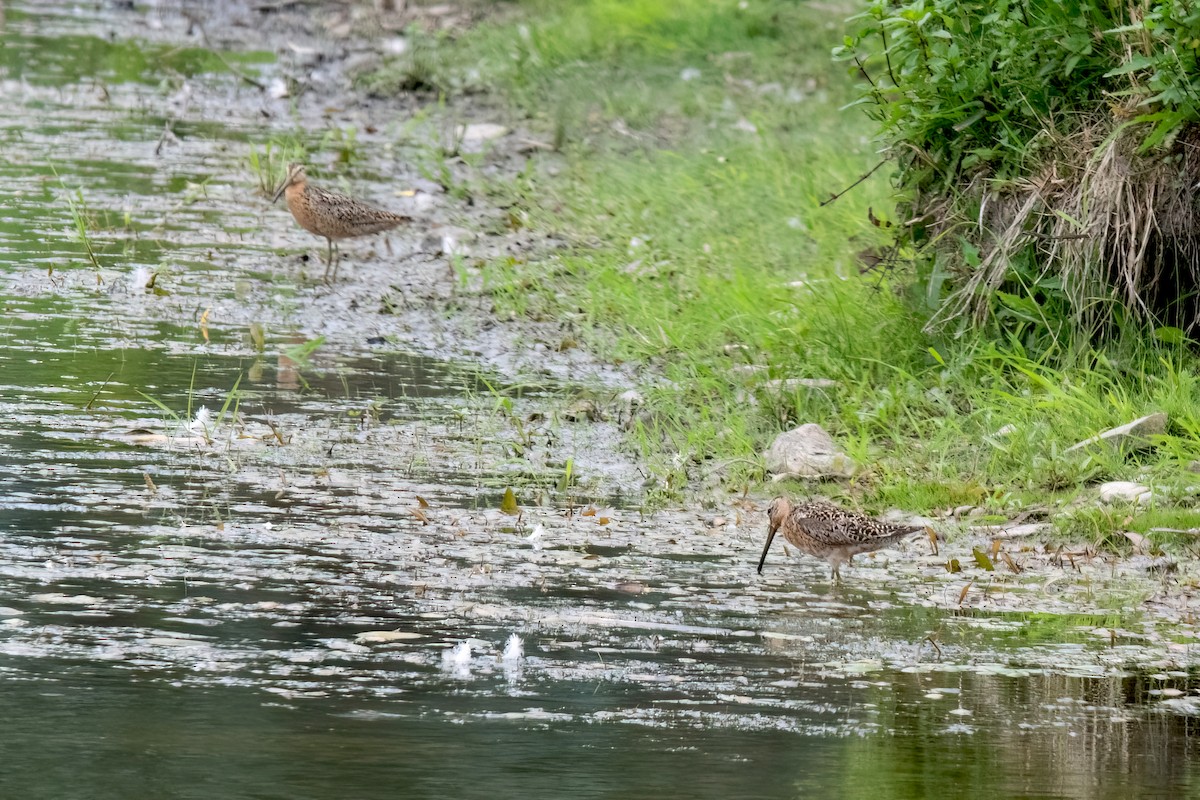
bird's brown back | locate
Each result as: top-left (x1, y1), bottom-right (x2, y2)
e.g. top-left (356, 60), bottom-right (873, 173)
top-left (285, 181), bottom-right (410, 241)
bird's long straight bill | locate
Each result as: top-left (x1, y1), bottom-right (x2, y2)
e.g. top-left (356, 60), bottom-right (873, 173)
top-left (271, 182), bottom-right (287, 203)
top-left (757, 525), bottom-right (778, 574)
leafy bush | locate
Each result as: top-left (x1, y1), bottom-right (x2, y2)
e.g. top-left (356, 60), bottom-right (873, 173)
top-left (836, 1), bottom-right (1200, 345)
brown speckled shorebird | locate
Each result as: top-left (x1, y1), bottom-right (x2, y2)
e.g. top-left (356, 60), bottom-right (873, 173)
top-left (272, 163), bottom-right (412, 282)
top-left (757, 496), bottom-right (924, 582)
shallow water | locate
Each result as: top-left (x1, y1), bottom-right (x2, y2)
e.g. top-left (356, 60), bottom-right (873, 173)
top-left (2, 2), bottom-right (1200, 797)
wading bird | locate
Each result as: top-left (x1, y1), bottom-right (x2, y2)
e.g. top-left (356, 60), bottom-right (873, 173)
top-left (273, 163), bottom-right (412, 282)
top-left (757, 496), bottom-right (925, 582)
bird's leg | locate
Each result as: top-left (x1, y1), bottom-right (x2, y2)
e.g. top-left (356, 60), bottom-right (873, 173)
top-left (831, 563), bottom-right (842, 583)
top-left (322, 237), bottom-right (334, 283)
top-left (332, 242), bottom-right (341, 283)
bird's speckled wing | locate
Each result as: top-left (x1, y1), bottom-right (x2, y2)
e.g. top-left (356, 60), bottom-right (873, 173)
top-left (788, 507), bottom-right (922, 546)
top-left (306, 185), bottom-right (410, 236)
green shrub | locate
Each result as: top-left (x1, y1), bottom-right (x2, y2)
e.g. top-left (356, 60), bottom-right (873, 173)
top-left (836, 1), bottom-right (1200, 345)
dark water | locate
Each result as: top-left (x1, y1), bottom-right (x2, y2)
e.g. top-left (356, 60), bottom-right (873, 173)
top-left (2, 2), bottom-right (1200, 798)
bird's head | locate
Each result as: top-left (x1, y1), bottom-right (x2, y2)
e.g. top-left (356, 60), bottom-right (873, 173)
top-left (758, 496), bottom-right (793, 574)
top-left (272, 162), bottom-right (307, 203)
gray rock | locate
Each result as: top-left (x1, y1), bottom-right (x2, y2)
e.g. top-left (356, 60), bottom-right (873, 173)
top-left (1124, 555), bottom-right (1177, 574)
top-left (1066, 412), bottom-right (1167, 454)
top-left (764, 423), bottom-right (856, 479)
top-left (986, 522), bottom-right (1054, 539)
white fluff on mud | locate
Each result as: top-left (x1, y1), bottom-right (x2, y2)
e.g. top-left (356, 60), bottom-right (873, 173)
top-left (526, 524), bottom-right (544, 551)
top-left (187, 407), bottom-right (212, 435)
top-left (441, 641), bottom-right (471, 676)
top-left (501, 634), bottom-right (524, 684)
top-left (502, 634), bottom-right (523, 662)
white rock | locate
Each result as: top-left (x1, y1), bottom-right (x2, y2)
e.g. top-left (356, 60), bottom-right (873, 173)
top-left (764, 423), bottom-right (856, 479)
top-left (1099, 481), bottom-right (1153, 505)
top-left (457, 123), bottom-right (509, 143)
top-left (1066, 412), bottom-right (1167, 454)
top-left (680, 67), bottom-right (702, 81)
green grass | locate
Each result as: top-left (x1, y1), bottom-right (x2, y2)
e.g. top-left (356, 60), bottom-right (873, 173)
top-left (360, 0), bottom-right (1200, 540)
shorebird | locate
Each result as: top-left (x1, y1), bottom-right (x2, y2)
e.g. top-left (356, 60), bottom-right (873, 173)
top-left (757, 496), bottom-right (924, 582)
top-left (272, 163), bottom-right (412, 282)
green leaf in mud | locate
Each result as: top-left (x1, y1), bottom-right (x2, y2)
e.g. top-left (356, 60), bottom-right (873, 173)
top-left (249, 322), bottom-right (266, 352)
top-left (972, 547), bottom-right (995, 571)
top-left (556, 458), bottom-right (574, 493)
top-left (283, 335), bottom-right (325, 363)
top-left (946, 558), bottom-right (962, 574)
top-left (500, 487), bottom-right (519, 515)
